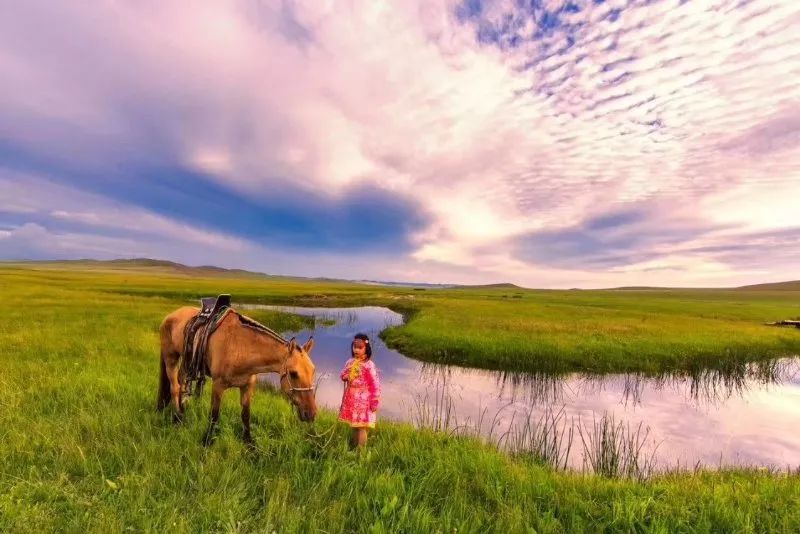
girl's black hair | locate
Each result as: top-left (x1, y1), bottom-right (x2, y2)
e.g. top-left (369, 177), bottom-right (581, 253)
top-left (352, 332), bottom-right (372, 358)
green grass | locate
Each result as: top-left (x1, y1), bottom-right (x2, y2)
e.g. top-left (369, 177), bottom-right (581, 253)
top-left (380, 288), bottom-right (800, 374)
top-left (1, 263), bottom-right (800, 531)
top-left (7, 261), bottom-right (799, 374)
top-left (0, 264), bottom-right (800, 532)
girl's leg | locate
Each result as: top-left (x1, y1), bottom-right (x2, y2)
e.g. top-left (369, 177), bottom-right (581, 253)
top-left (349, 428), bottom-right (368, 449)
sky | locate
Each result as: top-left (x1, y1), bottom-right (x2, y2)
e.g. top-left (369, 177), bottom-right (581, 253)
top-left (1, 0), bottom-right (798, 288)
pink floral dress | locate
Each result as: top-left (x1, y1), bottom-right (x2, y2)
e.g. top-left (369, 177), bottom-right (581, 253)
top-left (338, 357), bottom-right (381, 428)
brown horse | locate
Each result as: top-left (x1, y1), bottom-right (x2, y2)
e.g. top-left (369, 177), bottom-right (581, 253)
top-left (157, 306), bottom-right (317, 445)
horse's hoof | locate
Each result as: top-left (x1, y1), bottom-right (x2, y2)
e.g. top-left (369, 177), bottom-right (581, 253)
top-left (172, 414), bottom-right (184, 425)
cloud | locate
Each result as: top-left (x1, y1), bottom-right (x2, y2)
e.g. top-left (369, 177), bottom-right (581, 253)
top-left (0, 172), bottom-right (249, 251)
top-left (682, 227), bottom-right (800, 271)
top-left (0, 0), bottom-right (798, 287)
top-left (0, 221), bottom-right (174, 261)
top-left (514, 201), bottom-right (728, 269)
top-left (720, 109), bottom-right (800, 157)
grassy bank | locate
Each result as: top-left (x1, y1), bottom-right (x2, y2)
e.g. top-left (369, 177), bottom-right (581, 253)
top-left (1, 264), bottom-right (800, 531)
top-left (4, 262), bottom-right (800, 374)
top-left (379, 288), bottom-right (800, 374)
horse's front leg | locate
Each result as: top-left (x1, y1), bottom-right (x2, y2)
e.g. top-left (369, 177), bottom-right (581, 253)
top-left (202, 379), bottom-right (226, 446)
top-left (240, 375), bottom-right (257, 447)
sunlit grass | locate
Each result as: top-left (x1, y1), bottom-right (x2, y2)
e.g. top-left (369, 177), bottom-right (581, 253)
top-left (381, 288), bottom-right (800, 373)
top-left (1, 264), bottom-right (800, 531)
top-left (5, 262), bottom-right (800, 375)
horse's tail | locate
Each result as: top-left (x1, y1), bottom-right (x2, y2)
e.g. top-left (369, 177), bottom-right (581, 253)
top-left (157, 353), bottom-right (171, 411)
top-left (157, 316), bottom-right (175, 411)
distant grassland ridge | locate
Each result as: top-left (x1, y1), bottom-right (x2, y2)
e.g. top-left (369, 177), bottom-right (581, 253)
top-left (3, 259), bottom-right (800, 375)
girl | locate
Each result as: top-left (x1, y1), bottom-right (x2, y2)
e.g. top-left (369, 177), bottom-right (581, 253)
top-left (338, 333), bottom-right (381, 449)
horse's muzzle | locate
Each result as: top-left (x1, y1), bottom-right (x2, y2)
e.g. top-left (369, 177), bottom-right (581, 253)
top-left (290, 389), bottom-right (317, 422)
top-left (298, 408), bottom-right (316, 422)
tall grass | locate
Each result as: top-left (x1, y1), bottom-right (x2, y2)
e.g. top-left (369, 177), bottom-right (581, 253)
top-left (578, 413), bottom-right (660, 481)
top-left (503, 406), bottom-right (574, 470)
top-left (409, 375), bottom-right (459, 433)
top-left (407, 376), bottom-right (658, 478)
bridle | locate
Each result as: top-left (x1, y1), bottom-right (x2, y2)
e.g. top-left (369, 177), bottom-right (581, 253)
top-left (279, 353), bottom-right (314, 393)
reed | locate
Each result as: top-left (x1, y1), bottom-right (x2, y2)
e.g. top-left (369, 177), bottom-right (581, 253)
top-left (577, 412), bottom-right (660, 481)
top-left (409, 373), bottom-right (459, 434)
top-left (503, 406), bottom-right (574, 470)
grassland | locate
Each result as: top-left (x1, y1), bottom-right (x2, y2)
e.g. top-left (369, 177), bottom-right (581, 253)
top-left (380, 286), bottom-right (800, 374)
top-left (5, 261), bottom-right (799, 375)
top-left (2, 263), bottom-right (800, 532)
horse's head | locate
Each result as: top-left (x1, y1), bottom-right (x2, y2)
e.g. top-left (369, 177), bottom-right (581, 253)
top-left (280, 337), bottom-right (317, 422)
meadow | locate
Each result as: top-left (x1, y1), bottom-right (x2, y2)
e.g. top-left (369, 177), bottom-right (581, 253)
top-left (1, 262), bottom-right (800, 532)
top-left (380, 286), bottom-right (800, 374)
top-left (7, 260), bottom-right (800, 374)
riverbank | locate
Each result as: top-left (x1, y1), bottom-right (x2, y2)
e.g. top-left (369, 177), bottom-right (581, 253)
top-left (2, 264), bottom-right (800, 531)
top-left (379, 289), bottom-right (800, 374)
top-left (6, 262), bottom-right (799, 375)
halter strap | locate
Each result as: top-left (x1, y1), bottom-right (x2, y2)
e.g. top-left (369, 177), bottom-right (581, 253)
top-left (279, 348), bottom-right (314, 392)
top-left (279, 371), bottom-right (315, 392)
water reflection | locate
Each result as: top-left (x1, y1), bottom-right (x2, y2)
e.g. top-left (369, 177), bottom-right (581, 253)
top-left (420, 362), bottom-right (569, 406)
top-left (578, 358), bottom-right (799, 408)
top-left (239, 304), bottom-right (800, 470)
top-left (421, 357), bottom-right (800, 409)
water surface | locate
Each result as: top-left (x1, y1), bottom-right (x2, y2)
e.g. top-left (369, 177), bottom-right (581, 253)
top-left (244, 304), bottom-right (800, 470)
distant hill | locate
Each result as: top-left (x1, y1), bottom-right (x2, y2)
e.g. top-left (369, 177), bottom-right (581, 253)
top-left (356, 279), bottom-right (456, 289)
top-left (4, 258), bottom-right (452, 287)
top-left (608, 281), bottom-right (800, 291)
top-left (607, 286), bottom-right (676, 290)
top-left (10, 258), bottom-right (275, 279)
top-left (106, 258), bottom-right (186, 268)
top-left (488, 282), bottom-right (800, 292)
top-left (16, 258), bottom-right (795, 291)
top-left (456, 282), bottom-right (526, 290)
top-left (3, 258), bottom-right (525, 288)
top-left (108, 258), bottom-right (272, 278)
top-left (736, 280), bottom-right (800, 291)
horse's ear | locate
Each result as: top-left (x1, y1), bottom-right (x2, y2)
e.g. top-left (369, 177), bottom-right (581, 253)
top-left (287, 337), bottom-right (297, 352)
top-left (302, 336), bottom-right (314, 354)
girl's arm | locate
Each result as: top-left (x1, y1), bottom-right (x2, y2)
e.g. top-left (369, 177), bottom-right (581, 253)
top-left (365, 362), bottom-right (381, 411)
top-left (340, 359), bottom-right (352, 382)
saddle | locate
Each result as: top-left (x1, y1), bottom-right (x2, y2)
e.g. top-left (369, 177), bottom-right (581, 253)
top-left (200, 294), bottom-right (231, 320)
top-left (181, 294), bottom-right (233, 397)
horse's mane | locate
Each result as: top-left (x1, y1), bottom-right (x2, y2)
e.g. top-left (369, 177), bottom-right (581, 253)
top-left (235, 311), bottom-right (288, 344)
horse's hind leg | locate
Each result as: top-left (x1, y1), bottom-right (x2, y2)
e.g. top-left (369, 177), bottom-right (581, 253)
top-left (239, 375), bottom-right (256, 446)
top-left (202, 379), bottom-right (226, 446)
